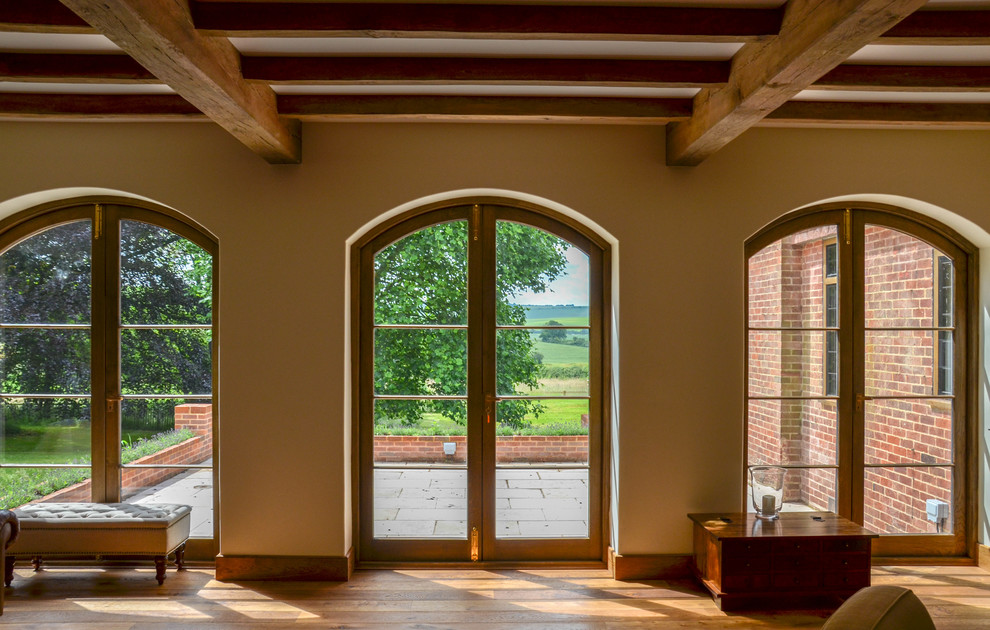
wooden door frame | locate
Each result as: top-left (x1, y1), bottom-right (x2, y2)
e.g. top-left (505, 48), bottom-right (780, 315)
top-left (351, 196), bottom-right (612, 566)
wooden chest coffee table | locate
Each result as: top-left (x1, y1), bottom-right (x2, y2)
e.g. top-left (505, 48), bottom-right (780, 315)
top-left (688, 512), bottom-right (877, 611)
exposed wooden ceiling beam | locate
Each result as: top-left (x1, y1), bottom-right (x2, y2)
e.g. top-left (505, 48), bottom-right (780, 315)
top-left (0, 93), bottom-right (202, 119)
top-left (665, 0), bottom-right (930, 166)
top-left (191, 1), bottom-right (782, 41)
top-left (0, 0), bottom-right (91, 33)
top-left (816, 64), bottom-right (990, 91)
top-left (879, 9), bottom-right (990, 44)
top-left (277, 95), bottom-right (692, 123)
top-left (0, 52), bottom-right (157, 83)
top-left (242, 57), bottom-right (729, 88)
top-left (58, 0), bottom-right (301, 164)
top-left (765, 100), bottom-right (990, 127)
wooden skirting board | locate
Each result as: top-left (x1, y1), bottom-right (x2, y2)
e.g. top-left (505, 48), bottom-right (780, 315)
top-left (979, 544), bottom-right (990, 571)
top-left (215, 548), bottom-right (353, 581)
top-left (609, 548), bottom-right (693, 580)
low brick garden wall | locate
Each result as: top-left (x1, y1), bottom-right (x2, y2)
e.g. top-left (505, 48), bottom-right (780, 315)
top-left (374, 434), bottom-right (588, 464)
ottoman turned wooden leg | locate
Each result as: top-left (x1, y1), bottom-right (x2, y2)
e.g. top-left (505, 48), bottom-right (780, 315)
top-left (154, 556), bottom-right (166, 585)
top-left (174, 543), bottom-right (186, 570)
top-left (3, 557), bottom-right (13, 587)
top-left (31, 557), bottom-right (42, 572)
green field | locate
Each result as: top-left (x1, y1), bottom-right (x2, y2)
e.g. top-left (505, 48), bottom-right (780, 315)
top-left (521, 305), bottom-right (588, 325)
top-left (532, 340), bottom-right (589, 365)
top-left (2, 426), bottom-right (160, 464)
top-left (525, 316), bottom-right (589, 327)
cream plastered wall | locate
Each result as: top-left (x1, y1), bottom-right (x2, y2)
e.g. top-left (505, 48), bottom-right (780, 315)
top-left (0, 121), bottom-right (988, 558)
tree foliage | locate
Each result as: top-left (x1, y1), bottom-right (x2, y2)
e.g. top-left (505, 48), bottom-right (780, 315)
top-left (539, 320), bottom-right (567, 343)
top-left (374, 220), bottom-right (567, 428)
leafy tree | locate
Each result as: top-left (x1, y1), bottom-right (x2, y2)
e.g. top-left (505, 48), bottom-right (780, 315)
top-left (374, 220), bottom-right (567, 428)
top-left (539, 320), bottom-right (567, 343)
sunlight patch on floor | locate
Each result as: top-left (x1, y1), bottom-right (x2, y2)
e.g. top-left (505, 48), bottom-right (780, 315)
top-left (433, 578), bottom-right (549, 590)
top-left (515, 599), bottom-right (666, 618)
top-left (211, 599), bottom-right (320, 620)
top-left (74, 598), bottom-right (211, 619)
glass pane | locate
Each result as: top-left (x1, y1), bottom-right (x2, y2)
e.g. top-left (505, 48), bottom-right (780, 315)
top-left (1, 399), bottom-right (90, 465)
top-left (121, 329), bottom-right (212, 395)
top-left (120, 399), bottom-right (212, 454)
top-left (374, 328), bottom-right (466, 396)
top-left (747, 468), bottom-right (837, 514)
top-left (499, 329), bottom-right (588, 397)
top-left (495, 399), bottom-right (588, 539)
top-left (0, 220), bottom-right (91, 325)
top-left (865, 399), bottom-right (952, 465)
top-left (0, 466), bottom-right (92, 509)
top-left (865, 225), bottom-right (947, 329)
top-left (123, 466), bottom-right (213, 539)
top-left (864, 466), bottom-right (952, 534)
top-left (747, 399), bottom-right (837, 466)
top-left (865, 330), bottom-right (940, 397)
top-left (748, 330), bottom-right (834, 397)
top-left (495, 222), bottom-right (585, 327)
top-left (120, 221), bottom-right (212, 326)
top-left (1, 329), bottom-right (90, 395)
top-left (748, 225), bottom-right (838, 328)
top-left (373, 399), bottom-right (467, 465)
top-left (374, 221), bottom-right (467, 326)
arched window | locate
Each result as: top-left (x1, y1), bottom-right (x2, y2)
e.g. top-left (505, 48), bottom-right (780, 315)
top-left (746, 204), bottom-right (974, 558)
top-left (353, 200), bottom-right (609, 563)
top-left (0, 199), bottom-right (217, 558)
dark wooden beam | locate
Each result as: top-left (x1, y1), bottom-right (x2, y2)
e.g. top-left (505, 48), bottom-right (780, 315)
top-left (880, 9), bottom-right (990, 44)
top-left (0, 0), bottom-right (91, 33)
top-left (277, 95), bottom-right (693, 123)
top-left (817, 64), bottom-right (990, 91)
top-left (0, 93), bottom-right (202, 119)
top-left (765, 100), bottom-right (990, 127)
top-left (242, 57), bottom-right (729, 88)
top-left (0, 53), bottom-right (158, 83)
top-left (665, 0), bottom-right (931, 166)
top-left (59, 0), bottom-right (301, 163)
top-left (191, 1), bottom-right (783, 41)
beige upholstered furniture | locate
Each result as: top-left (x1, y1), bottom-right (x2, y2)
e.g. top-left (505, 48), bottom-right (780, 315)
top-left (0, 511), bottom-right (18, 615)
top-left (7, 503), bottom-right (191, 585)
top-left (821, 585), bottom-right (936, 630)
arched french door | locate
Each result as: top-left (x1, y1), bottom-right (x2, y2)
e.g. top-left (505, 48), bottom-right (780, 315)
top-left (745, 203), bottom-right (975, 559)
top-left (0, 199), bottom-right (218, 558)
top-left (355, 200), bottom-right (609, 563)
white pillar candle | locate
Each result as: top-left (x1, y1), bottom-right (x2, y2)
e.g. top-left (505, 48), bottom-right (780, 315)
top-left (762, 494), bottom-right (776, 515)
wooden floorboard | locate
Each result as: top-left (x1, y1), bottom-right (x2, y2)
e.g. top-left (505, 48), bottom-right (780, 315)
top-left (2, 565), bottom-right (988, 628)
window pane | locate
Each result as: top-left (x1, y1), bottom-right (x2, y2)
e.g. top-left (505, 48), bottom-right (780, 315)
top-left (374, 328), bottom-right (466, 396)
top-left (121, 329), bottom-right (212, 395)
top-left (865, 330), bottom-right (940, 397)
top-left (499, 329), bottom-right (588, 398)
top-left (0, 466), bottom-right (92, 509)
top-left (1, 398), bottom-right (90, 465)
top-left (120, 399), bottom-right (212, 454)
top-left (748, 225), bottom-right (838, 328)
top-left (120, 221), bottom-right (212, 325)
top-left (865, 399), bottom-right (952, 465)
top-left (747, 399), bottom-right (837, 466)
top-left (864, 225), bottom-right (944, 329)
top-left (374, 221), bottom-right (467, 326)
top-left (1, 329), bottom-right (90, 395)
top-left (864, 466), bottom-right (952, 534)
top-left (748, 330), bottom-right (834, 397)
top-left (747, 468), bottom-right (837, 514)
top-left (0, 221), bottom-right (91, 325)
top-left (495, 222), bottom-right (584, 326)
top-left (373, 399), bottom-right (467, 465)
top-left (495, 399), bottom-right (588, 539)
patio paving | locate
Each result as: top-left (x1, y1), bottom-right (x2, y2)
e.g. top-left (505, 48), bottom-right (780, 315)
top-left (374, 467), bottom-right (589, 539)
top-left (128, 463), bottom-right (214, 538)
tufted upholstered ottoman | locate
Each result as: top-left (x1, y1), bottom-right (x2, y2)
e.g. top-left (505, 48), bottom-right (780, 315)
top-left (7, 503), bottom-right (191, 585)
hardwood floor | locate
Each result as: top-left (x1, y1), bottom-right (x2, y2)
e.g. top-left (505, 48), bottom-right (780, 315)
top-left (2, 564), bottom-right (989, 628)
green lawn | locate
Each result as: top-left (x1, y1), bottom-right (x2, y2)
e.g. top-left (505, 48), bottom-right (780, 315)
top-left (525, 316), bottom-right (589, 327)
top-left (2, 426), bottom-right (159, 464)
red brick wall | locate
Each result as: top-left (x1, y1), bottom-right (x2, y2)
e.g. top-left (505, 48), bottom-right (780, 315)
top-left (373, 435), bottom-right (588, 464)
top-left (747, 224), bottom-right (952, 533)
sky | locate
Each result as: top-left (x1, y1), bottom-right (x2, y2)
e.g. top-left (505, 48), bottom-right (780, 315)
top-left (511, 246), bottom-right (589, 306)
